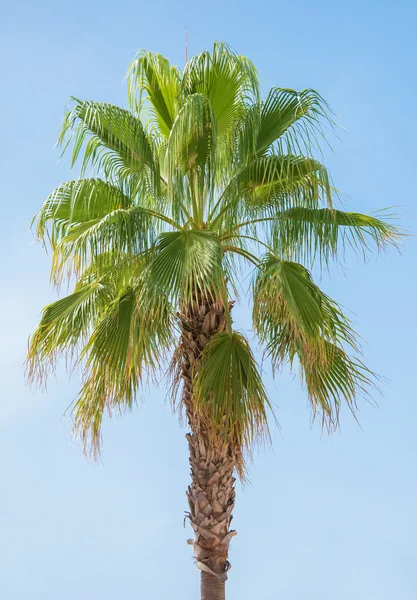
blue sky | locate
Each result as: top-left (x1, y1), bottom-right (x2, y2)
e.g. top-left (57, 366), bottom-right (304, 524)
top-left (1, 0), bottom-right (416, 598)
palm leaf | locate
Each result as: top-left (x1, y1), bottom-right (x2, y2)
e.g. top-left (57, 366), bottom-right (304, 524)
top-left (149, 230), bottom-right (226, 306)
top-left (165, 93), bottom-right (215, 178)
top-left (182, 42), bottom-right (260, 137)
top-left (27, 281), bottom-right (113, 385)
top-left (299, 340), bottom-right (375, 429)
top-left (193, 330), bottom-right (271, 472)
top-left (73, 280), bottom-right (174, 453)
top-left (256, 88), bottom-right (335, 156)
top-left (34, 178), bottom-right (132, 244)
top-left (253, 254), bottom-right (375, 427)
top-left (59, 99), bottom-right (158, 185)
top-left (127, 51), bottom-right (181, 138)
top-left (34, 178), bottom-right (159, 282)
top-left (56, 204), bottom-right (153, 265)
top-left (272, 207), bottom-right (401, 264)
top-left (239, 154), bottom-right (332, 211)
top-left (211, 154), bottom-right (332, 235)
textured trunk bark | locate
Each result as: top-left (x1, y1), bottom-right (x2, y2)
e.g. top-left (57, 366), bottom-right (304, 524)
top-left (186, 430), bottom-right (236, 580)
top-left (200, 571), bottom-right (226, 600)
top-left (177, 294), bottom-right (236, 596)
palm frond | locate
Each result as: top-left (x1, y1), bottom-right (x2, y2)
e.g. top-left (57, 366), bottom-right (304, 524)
top-left (27, 280), bottom-right (113, 386)
top-left (211, 154), bottom-right (332, 235)
top-left (163, 93), bottom-right (217, 223)
top-left (299, 341), bottom-right (375, 429)
top-left (238, 154), bottom-right (332, 211)
top-left (76, 250), bottom-right (143, 289)
top-left (253, 254), bottom-right (376, 428)
top-left (193, 330), bottom-right (271, 473)
top-left (127, 51), bottom-right (182, 138)
top-left (149, 229), bottom-right (226, 306)
top-left (34, 178), bottom-right (158, 283)
top-left (73, 280), bottom-right (174, 453)
top-left (55, 205), bottom-right (154, 277)
top-left (27, 250), bottom-right (161, 386)
top-left (59, 99), bottom-right (159, 186)
top-left (34, 178), bottom-right (132, 244)
top-left (256, 88), bottom-right (335, 156)
top-left (165, 93), bottom-right (215, 178)
top-left (272, 207), bottom-right (402, 265)
top-left (182, 42), bottom-right (260, 137)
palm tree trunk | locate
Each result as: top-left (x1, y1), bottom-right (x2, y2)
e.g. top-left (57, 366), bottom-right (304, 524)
top-left (177, 294), bottom-right (236, 599)
top-left (186, 430), bottom-right (236, 592)
top-left (200, 571), bottom-right (226, 600)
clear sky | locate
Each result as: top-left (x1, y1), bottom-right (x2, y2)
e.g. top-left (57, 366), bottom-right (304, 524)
top-left (1, 0), bottom-right (416, 598)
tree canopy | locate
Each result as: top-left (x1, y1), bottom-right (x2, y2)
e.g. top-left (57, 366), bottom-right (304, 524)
top-left (28, 43), bottom-right (401, 470)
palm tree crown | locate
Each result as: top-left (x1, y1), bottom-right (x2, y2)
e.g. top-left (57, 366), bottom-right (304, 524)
top-left (28, 42), bottom-right (399, 474)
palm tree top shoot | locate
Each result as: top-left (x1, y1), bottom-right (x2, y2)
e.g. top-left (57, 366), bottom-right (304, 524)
top-left (28, 42), bottom-right (401, 600)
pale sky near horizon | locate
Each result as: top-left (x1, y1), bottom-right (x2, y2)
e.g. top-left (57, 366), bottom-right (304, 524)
top-left (1, 0), bottom-right (416, 598)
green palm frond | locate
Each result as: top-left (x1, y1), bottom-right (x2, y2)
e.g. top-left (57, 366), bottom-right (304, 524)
top-left (27, 250), bottom-right (166, 387)
top-left (237, 154), bottom-right (332, 211)
top-left (164, 93), bottom-right (217, 223)
top-left (35, 178), bottom-right (133, 244)
top-left (34, 178), bottom-right (165, 283)
top-left (236, 88), bottom-right (335, 167)
top-left (59, 99), bottom-right (159, 185)
top-left (182, 42), bottom-right (260, 138)
top-left (56, 204), bottom-right (153, 274)
top-left (165, 94), bottom-right (215, 178)
top-left (76, 250), bottom-right (142, 289)
top-left (193, 330), bottom-right (271, 468)
top-left (150, 230), bottom-right (226, 306)
top-left (35, 179), bottom-right (155, 284)
top-left (299, 341), bottom-right (375, 429)
top-left (127, 51), bottom-right (182, 137)
top-left (27, 280), bottom-right (113, 385)
top-left (73, 280), bottom-right (174, 453)
top-left (253, 254), bottom-right (376, 428)
top-left (211, 154), bottom-right (332, 235)
top-left (272, 207), bottom-right (402, 264)
top-left (255, 88), bottom-right (335, 156)
top-left (253, 254), bottom-right (358, 360)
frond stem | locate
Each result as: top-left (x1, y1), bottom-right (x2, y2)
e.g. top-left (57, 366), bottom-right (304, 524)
top-left (146, 209), bottom-right (183, 230)
top-left (207, 186), bottom-right (229, 224)
top-left (221, 233), bottom-right (275, 254)
top-left (223, 245), bottom-right (260, 266)
top-left (233, 217), bottom-right (276, 230)
top-left (190, 167), bottom-right (201, 224)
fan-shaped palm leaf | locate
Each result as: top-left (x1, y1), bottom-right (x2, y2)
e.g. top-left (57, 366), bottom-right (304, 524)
top-left (127, 51), bottom-right (182, 138)
top-left (73, 279), bottom-right (174, 452)
top-left (193, 330), bottom-right (271, 457)
top-left (182, 42), bottom-right (260, 138)
top-left (255, 88), bottom-right (335, 156)
top-left (150, 229), bottom-right (226, 306)
top-left (253, 254), bottom-right (376, 427)
top-left (27, 281), bottom-right (112, 385)
top-left (272, 207), bottom-right (401, 264)
top-left (59, 99), bottom-right (159, 186)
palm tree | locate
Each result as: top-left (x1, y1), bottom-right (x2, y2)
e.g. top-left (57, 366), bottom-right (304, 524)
top-left (27, 43), bottom-right (400, 600)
